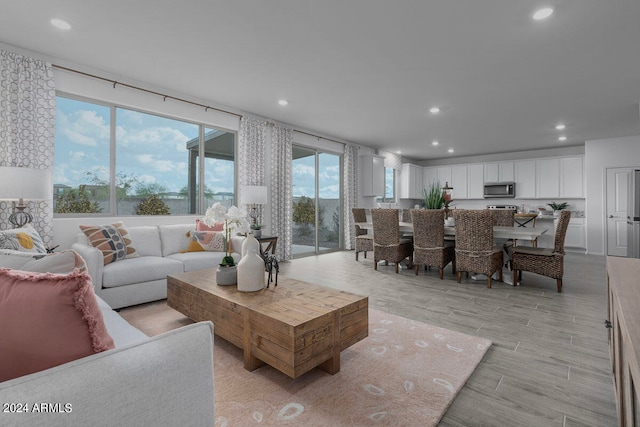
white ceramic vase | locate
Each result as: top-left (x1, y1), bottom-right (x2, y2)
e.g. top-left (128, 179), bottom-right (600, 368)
top-left (242, 232), bottom-right (260, 257)
top-left (237, 242), bottom-right (265, 292)
top-left (216, 265), bottom-right (237, 286)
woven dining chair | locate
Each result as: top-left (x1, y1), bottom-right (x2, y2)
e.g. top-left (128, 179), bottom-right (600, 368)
top-left (491, 209), bottom-right (516, 251)
top-left (411, 209), bottom-right (455, 279)
top-left (352, 208), bottom-right (373, 261)
top-left (491, 210), bottom-right (515, 226)
top-left (512, 210), bottom-right (571, 292)
top-left (371, 208), bottom-right (413, 273)
top-left (401, 208), bottom-right (414, 240)
top-left (452, 209), bottom-right (503, 288)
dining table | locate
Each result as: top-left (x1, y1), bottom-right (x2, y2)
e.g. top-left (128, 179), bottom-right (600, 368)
top-left (354, 221), bottom-right (549, 286)
top-left (354, 222), bottom-right (548, 242)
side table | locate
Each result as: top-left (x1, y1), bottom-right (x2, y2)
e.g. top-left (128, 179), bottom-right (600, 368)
top-left (255, 235), bottom-right (277, 258)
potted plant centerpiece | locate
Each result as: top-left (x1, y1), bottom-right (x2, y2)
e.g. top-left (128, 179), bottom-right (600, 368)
top-left (250, 223), bottom-right (263, 238)
top-left (203, 202), bottom-right (250, 285)
top-left (547, 201), bottom-right (569, 217)
top-left (424, 182), bottom-right (445, 210)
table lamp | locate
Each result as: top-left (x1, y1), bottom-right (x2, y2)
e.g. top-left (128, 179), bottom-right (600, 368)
top-left (0, 166), bottom-right (52, 228)
top-left (240, 185), bottom-right (268, 227)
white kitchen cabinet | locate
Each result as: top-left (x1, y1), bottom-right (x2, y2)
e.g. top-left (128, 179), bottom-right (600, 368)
top-left (560, 156), bottom-right (584, 198)
top-left (423, 167), bottom-right (438, 189)
top-left (536, 158), bottom-right (560, 198)
top-left (437, 167), bottom-right (452, 188)
top-left (359, 154), bottom-right (385, 196)
top-left (515, 160), bottom-right (536, 199)
top-left (399, 163), bottom-right (424, 199)
top-left (423, 166), bottom-right (453, 196)
top-left (484, 162), bottom-right (514, 182)
top-left (451, 165), bottom-right (468, 199)
top-left (467, 164), bottom-right (485, 199)
top-left (564, 217), bottom-right (585, 249)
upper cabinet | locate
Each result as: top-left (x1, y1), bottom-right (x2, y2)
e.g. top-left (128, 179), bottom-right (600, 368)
top-left (399, 163), bottom-right (424, 199)
top-left (484, 162), bottom-right (514, 182)
top-left (515, 160), bottom-right (536, 199)
top-left (423, 167), bottom-right (438, 189)
top-left (560, 157), bottom-right (584, 198)
top-left (467, 164), bottom-right (485, 199)
top-left (451, 165), bottom-right (468, 199)
top-left (536, 158), bottom-right (560, 198)
top-left (359, 154), bottom-right (385, 196)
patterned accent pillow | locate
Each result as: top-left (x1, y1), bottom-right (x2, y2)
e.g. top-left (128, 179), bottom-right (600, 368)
top-left (0, 249), bottom-right (87, 274)
top-left (195, 218), bottom-right (224, 232)
top-left (0, 224), bottom-right (47, 253)
top-left (183, 230), bottom-right (225, 252)
top-left (79, 222), bottom-right (139, 265)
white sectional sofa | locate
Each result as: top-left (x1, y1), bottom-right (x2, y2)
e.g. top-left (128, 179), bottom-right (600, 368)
top-left (0, 293), bottom-right (215, 427)
top-left (71, 224), bottom-right (243, 309)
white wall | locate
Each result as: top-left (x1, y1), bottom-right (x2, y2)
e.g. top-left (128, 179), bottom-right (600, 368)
top-left (585, 135), bottom-right (640, 255)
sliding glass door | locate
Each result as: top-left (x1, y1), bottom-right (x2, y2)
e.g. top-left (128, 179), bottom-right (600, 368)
top-left (291, 145), bottom-right (342, 257)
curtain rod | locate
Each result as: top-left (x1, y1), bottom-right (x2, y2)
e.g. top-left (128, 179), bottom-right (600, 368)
top-left (293, 129), bottom-right (345, 146)
top-left (53, 64), bottom-right (348, 146)
top-left (52, 64), bottom-right (243, 118)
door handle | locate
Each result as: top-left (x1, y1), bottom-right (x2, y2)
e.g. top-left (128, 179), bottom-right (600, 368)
top-left (609, 215), bottom-right (614, 218)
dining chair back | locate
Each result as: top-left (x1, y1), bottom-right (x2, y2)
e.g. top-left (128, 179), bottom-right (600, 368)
top-left (452, 209), bottom-right (503, 288)
top-left (411, 209), bottom-right (455, 279)
top-left (352, 208), bottom-right (373, 261)
top-left (491, 210), bottom-right (515, 226)
top-left (371, 208), bottom-right (413, 273)
top-left (512, 210), bottom-right (571, 292)
top-left (402, 208), bottom-right (411, 222)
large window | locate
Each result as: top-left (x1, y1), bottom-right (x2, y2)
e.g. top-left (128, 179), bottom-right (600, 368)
top-left (54, 95), bottom-right (235, 215)
top-left (377, 167), bottom-right (396, 204)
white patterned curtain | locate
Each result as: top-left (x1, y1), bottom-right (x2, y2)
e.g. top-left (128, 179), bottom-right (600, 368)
top-left (270, 124), bottom-right (293, 260)
top-left (0, 50), bottom-right (55, 245)
top-left (343, 144), bottom-right (359, 250)
top-left (238, 116), bottom-right (266, 221)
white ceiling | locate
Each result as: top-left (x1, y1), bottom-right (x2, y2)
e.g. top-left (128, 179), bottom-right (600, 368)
top-left (1, 0), bottom-right (639, 161)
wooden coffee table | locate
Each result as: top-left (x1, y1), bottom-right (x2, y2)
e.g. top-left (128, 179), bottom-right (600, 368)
top-left (167, 269), bottom-right (368, 379)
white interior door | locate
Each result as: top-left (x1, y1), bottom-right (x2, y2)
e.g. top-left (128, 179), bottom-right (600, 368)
top-left (606, 167), bottom-right (632, 256)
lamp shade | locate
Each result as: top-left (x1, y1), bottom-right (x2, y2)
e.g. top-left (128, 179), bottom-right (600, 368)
top-left (240, 185), bottom-right (268, 205)
top-left (0, 167), bottom-right (53, 201)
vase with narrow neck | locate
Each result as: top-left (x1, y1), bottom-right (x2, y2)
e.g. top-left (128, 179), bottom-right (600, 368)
top-left (237, 244), bottom-right (265, 292)
top-left (242, 232), bottom-right (260, 258)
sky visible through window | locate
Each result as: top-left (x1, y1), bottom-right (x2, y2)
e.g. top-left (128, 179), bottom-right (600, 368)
top-left (55, 97), bottom-right (340, 201)
top-left (54, 97), bottom-right (235, 195)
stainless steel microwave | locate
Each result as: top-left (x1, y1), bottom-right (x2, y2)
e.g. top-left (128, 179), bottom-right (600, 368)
top-left (483, 182), bottom-right (515, 198)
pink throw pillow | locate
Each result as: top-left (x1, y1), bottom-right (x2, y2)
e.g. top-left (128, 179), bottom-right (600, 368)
top-left (196, 218), bottom-right (224, 232)
top-left (0, 268), bottom-right (115, 382)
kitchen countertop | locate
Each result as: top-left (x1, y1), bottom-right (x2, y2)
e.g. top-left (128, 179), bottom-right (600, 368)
top-left (535, 211), bottom-right (585, 219)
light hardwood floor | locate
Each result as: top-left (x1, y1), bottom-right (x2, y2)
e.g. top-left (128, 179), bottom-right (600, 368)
top-left (276, 251), bottom-right (617, 426)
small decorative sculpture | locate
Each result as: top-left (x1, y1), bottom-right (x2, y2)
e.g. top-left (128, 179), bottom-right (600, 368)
top-left (264, 255), bottom-right (279, 288)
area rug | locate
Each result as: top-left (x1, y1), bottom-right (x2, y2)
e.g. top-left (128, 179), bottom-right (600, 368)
top-left (120, 303), bottom-right (491, 426)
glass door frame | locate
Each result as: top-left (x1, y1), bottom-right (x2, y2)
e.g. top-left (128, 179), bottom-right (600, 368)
top-left (291, 144), bottom-right (344, 258)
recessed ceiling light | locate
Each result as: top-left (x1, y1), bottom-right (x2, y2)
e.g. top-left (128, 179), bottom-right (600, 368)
top-left (448, 148), bottom-right (454, 153)
top-left (432, 140), bottom-right (439, 146)
top-left (532, 7), bottom-right (554, 20)
top-left (555, 123), bottom-right (566, 130)
top-left (429, 107), bottom-right (441, 114)
top-left (558, 136), bottom-right (567, 141)
top-left (278, 99), bottom-right (288, 106)
top-left (50, 18), bottom-right (71, 30)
